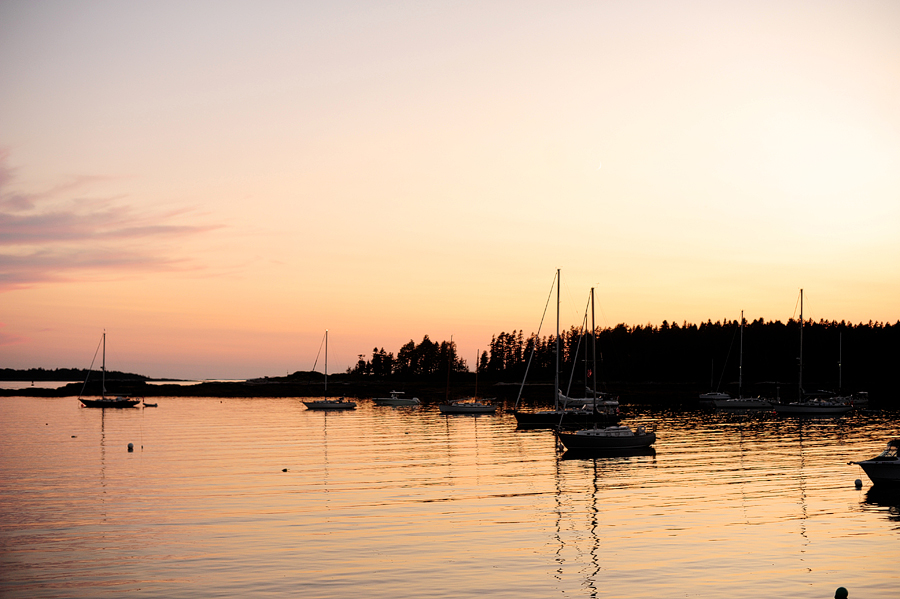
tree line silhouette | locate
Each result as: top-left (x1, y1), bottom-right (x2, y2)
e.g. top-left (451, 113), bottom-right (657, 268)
top-left (348, 319), bottom-right (899, 399)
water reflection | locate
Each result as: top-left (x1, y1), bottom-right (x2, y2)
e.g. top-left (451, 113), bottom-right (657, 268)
top-left (560, 446), bottom-right (657, 460)
top-left (1, 398), bottom-right (898, 599)
top-left (863, 487), bottom-right (900, 524)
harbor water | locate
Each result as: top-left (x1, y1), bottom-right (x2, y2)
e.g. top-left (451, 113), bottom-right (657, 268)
top-left (0, 396), bottom-right (897, 598)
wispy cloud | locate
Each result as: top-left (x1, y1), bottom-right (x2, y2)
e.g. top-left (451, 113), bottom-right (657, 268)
top-left (0, 322), bottom-right (26, 346)
top-left (0, 151), bottom-right (222, 292)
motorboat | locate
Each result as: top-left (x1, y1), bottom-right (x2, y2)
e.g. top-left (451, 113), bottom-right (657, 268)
top-left (850, 439), bottom-right (900, 487)
top-left (438, 399), bottom-right (496, 414)
top-left (557, 424), bottom-right (656, 451)
top-left (304, 397), bottom-right (357, 410)
top-left (78, 332), bottom-right (142, 408)
top-left (372, 391), bottom-right (420, 406)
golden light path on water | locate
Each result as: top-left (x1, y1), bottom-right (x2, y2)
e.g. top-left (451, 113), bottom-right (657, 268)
top-left (0, 396), bottom-right (897, 598)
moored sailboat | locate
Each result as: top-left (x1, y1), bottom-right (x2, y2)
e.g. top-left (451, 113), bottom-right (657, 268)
top-left (556, 287), bottom-right (657, 452)
top-left (78, 332), bottom-right (142, 408)
top-left (514, 273), bottom-right (619, 428)
top-left (557, 424), bottom-right (656, 451)
top-left (714, 311), bottom-right (771, 410)
top-left (774, 290), bottom-right (851, 416)
top-left (303, 330), bottom-right (357, 410)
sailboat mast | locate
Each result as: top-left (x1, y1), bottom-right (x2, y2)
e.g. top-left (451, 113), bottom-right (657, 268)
top-left (554, 268), bottom-right (560, 410)
top-left (838, 332), bottom-right (842, 391)
top-left (325, 329), bottom-right (328, 393)
top-left (798, 289), bottom-right (803, 400)
top-left (101, 331), bottom-right (106, 399)
top-left (591, 287), bottom-right (597, 398)
top-left (445, 335), bottom-right (452, 402)
top-left (474, 349), bottom-right (479, 398)
top-left (739, 311), bottom-right (743, 399)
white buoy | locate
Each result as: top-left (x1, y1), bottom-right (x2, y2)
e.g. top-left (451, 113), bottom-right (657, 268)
top-left (855, 479), bottom-right (862, 489)
top-left (127, 443), bottom-right (134, 452)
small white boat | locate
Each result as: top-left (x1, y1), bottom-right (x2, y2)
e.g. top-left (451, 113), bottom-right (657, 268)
top-left (558, 389), bottom-right (620, 411)
top-left (304, 397), bottom-right (357, 410)
top-left (700, 391), bottom-right (731, 401)
top-left (438, 399), bottom-right (496, 414)
top-left (850, 439), bottom-right (900, 487)
top-left (372, 391), bottom-right (420, 406)
top-left (558, 425), bottom-right (656, 451)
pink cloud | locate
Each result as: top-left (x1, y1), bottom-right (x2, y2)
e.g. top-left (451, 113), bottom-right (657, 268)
top-left (0, 152), bottom-right (223, 292)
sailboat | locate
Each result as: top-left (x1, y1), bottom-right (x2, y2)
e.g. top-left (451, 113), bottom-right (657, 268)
top-left (557, 288), bottom-right (656, 452)
top-left (514, 273), bottom-right (617, 428)
top-left (774, 290), bottom-right (852, 416)
top-left (714, 311), bottom-right (771, 410)
top-left (78, 332), bottom-right (142, 408)
top-left (438, 341), bottom-right (497, 414)
top-left (699, 359), bottom-right (731, 403)
top-left (303, 330), bottom-right (357, 410)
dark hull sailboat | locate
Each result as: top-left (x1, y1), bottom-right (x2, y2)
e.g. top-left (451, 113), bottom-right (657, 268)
top-left (78, 332), bottom-right (141, 408)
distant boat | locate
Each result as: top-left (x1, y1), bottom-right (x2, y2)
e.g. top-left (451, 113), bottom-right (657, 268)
top-left (558, 388), bottom-right (620, 412)
top-left (773, 399), bottom-right (852, 415)
top-left (557, 424), bottom-right (656, 451)
top-left (699, 356), bottom-right (730, 404)
top-left (850, 439), bottom-right (900, 487)
top-left (304, 397), bottom-right (356, 410)
top-left (713, 312), bottom-right (771, 410)
top-left (78, 332), bottom-right (142, 408)
top-left (773, 290), bottom-right (850, 416)
top-left (372, 391), bottom-right (420, 406)
top-left (303, 330), bottom-right (357, 411)
top-left (438, 400), bottom-right (496, 414)
top-left (699, 391), bottom-right (731, 402)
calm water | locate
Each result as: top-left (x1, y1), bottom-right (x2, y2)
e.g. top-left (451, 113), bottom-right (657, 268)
top-left (0, 397), bottom-right (897, 599)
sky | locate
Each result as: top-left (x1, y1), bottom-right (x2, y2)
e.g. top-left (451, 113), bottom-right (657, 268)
top-left (1, 0), bottom-right (899, 380)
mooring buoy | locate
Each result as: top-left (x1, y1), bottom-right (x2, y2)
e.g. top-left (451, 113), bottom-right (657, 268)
top-left (127, 443), bottom-right (134, 452)
top-left (855, 479), bottom-right (862, 489)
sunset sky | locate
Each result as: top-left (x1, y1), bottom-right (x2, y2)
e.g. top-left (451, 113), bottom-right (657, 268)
top-left (2, 1), bottom-right (899, 380)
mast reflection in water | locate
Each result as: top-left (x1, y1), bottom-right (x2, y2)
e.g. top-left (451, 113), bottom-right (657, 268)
top-left (0, 397), bottom-right (896, 599)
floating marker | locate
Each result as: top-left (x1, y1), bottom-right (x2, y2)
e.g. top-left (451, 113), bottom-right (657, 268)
top-left (855, 479), bottom-right (862, 488)
top-left (127, 443), bottom-right (134, 452)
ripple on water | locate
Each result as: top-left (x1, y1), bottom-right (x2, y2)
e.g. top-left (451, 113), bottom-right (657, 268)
top-left (0, 397), bottom-right (897, 598)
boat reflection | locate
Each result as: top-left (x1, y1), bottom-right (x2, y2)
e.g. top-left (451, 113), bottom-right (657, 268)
top-left (561, 446), bottom-right (657, 461)
top-left (863, 486), bottom-right (900, 522)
